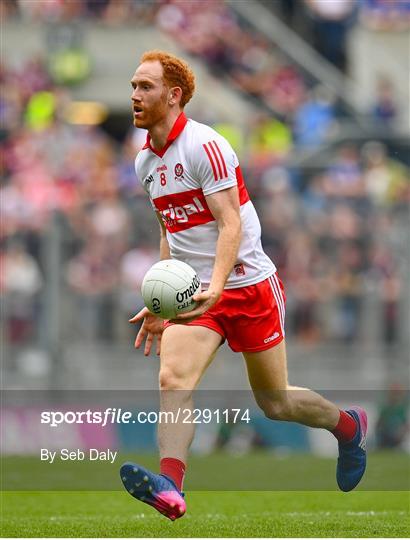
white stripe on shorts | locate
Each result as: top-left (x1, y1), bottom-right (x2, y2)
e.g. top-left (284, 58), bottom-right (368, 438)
top-left (272, 273), bottom-right (286, 326)
top-left (268, 274), bottom-right (285, 336)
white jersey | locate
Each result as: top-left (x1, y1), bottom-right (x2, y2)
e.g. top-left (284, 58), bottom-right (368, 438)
top-left (135, 113), bottom-right (276, 289)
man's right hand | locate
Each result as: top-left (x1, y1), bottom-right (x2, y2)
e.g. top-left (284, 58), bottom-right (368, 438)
top-left (129, 307), bottom-right (164, 356)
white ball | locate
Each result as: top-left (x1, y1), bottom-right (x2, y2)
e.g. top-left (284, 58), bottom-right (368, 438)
top-left (141, 259), bottom-right (201, 319)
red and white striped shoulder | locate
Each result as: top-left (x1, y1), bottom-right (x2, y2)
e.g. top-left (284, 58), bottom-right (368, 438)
top-left (186, 120), bottom-right (239, 196)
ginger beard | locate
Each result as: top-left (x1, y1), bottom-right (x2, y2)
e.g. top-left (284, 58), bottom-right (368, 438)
top-left (133, 85), bottom-right (169, 130)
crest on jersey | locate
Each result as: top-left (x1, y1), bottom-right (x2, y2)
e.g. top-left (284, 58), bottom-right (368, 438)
top-left (234, 263), bottom-right (245, 276)
top-left (174, 163), bottom-right (184, 177)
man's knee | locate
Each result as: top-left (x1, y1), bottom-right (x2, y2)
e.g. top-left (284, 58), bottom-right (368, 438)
top-left (159, 365), bottom-right (192, 391)
top-left (257, 395), bottom-right (292, 421)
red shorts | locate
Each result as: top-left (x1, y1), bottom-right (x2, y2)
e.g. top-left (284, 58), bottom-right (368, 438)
top-left (164, 273), bottom-right (286, 352)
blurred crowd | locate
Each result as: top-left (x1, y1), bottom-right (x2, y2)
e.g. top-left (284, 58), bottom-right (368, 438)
top-left (1, 55), bottom-right (408, 350)
top-left (2, 0), bottom-right (408, 122)
top-left (3, 0), bottom-right (406, 141)
top-left (1, 0), bottom-right (409, 351)
top-left (4, 0), bottom-right (410, 30)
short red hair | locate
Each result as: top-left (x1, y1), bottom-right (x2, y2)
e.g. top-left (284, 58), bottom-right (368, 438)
top-left (140, 50), bottom-right (195, 108)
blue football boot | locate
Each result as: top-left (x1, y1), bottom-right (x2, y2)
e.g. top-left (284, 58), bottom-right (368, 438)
top-left (120, 462), bottom-right (186, 521)
top-left (336, 407), bottom-right (368, 492)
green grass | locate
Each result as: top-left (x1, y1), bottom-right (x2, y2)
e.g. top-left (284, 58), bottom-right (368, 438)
top-left (3, 452), bottom-right (409, 490)
top-left (2, 452), bottom-right (409, 536)
top-left (1, 490), bottom-right (409, 537)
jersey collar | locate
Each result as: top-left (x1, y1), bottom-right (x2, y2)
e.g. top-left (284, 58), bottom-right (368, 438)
top-left (142, 112), bottom-right (188, 158)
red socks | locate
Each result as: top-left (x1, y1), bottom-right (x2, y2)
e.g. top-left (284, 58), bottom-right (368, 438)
top-left (160, 457), bottom-right (186, 491)
top-left (331, 410), bottom-right (358, 443)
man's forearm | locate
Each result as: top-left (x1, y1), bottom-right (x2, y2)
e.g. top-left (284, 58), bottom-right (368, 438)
top-left (209, 219), bottom-right (241, 293)
top-left (156, 212), bottom-right (171, 261)
top-left (160, 234), bottom-right (171, 260)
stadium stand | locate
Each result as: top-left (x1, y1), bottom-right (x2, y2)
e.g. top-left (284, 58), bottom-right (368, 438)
top-left (1, 1), bottom-right (409, 397)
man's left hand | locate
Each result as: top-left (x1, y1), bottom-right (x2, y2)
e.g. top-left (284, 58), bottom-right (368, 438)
top-left (171, 289), bottom-right (221, 323)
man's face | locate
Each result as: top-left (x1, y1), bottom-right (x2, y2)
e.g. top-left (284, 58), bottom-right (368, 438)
top-left (130, 61), bottom-right (169, 130)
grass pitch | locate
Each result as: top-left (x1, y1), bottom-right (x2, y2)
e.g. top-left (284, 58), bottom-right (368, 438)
top-left (1, 452), bottom-right (409, 537)
top-left (1, 490), bottom-right (409, 537)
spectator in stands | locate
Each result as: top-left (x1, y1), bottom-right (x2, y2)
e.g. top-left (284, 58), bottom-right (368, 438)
top-left (370, 242), bottom-right (401, 346)
top-left (293, 85), bottom-right (337, 148)
top-left (284, 230), bottom-right (322, 342)
top-left (65, 239), bottom-right (119, 341)
top-left (380, 269), bottom-right (401, 346)
top-left (324, 143), bottom-right (365, 200)
top-left (303, 174), bottom-right (328, 213)
top-left (262, 64), bottom-right (306, 117)
top-left (87, 183), bottom-right (131, 254)
top-left (304, 0), bottom-right (357, 72)
top-left (376, 384), bottom-right (409, 449)
top-left (247, 113), bottom-right (292, 170)
top-left (332, 242), bottom-right (364, 342)
top-left (117, 129), bottom-right (148, 198)
top-left (1, 241), bottom-right (43, 344)
top-left (360, 0), bottom-right (410, 31)
top-left (371, 75), bottom-right (398, 127)
top-left (362, 141), bottom-right (409, 206)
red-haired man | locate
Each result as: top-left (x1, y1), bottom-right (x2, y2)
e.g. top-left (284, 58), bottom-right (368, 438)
top-left (120, 50), bottom-right (367, 521)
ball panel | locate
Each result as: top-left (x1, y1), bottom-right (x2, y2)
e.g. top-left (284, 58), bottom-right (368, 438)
top-left (141, 259), bottom-right (201, 319)
top-left (146, 280), bottom-right (164, 317)
top-left (147, 268), bottom-right (189, 291)
top-left (151, 259), bottom-right (197, 283)
top-left (141, 279), bottom-right (156, 312)
top-left (160, 282), bottom-right (179, 319)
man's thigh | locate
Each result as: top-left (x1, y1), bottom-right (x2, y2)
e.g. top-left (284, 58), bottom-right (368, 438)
top-left (160, 324), bottom-right (223, 389)
top-left (242, 339), bottom-right (289, 392)
top-left (223, 275), bottom-right (286, 353)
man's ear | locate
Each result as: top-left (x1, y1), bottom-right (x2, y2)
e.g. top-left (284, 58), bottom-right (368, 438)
top-left (169, 87), bottom-right (183, 106)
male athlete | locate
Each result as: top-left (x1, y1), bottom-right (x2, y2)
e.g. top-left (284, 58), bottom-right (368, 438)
top-left (120, 50), bottom-right (367, 521)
